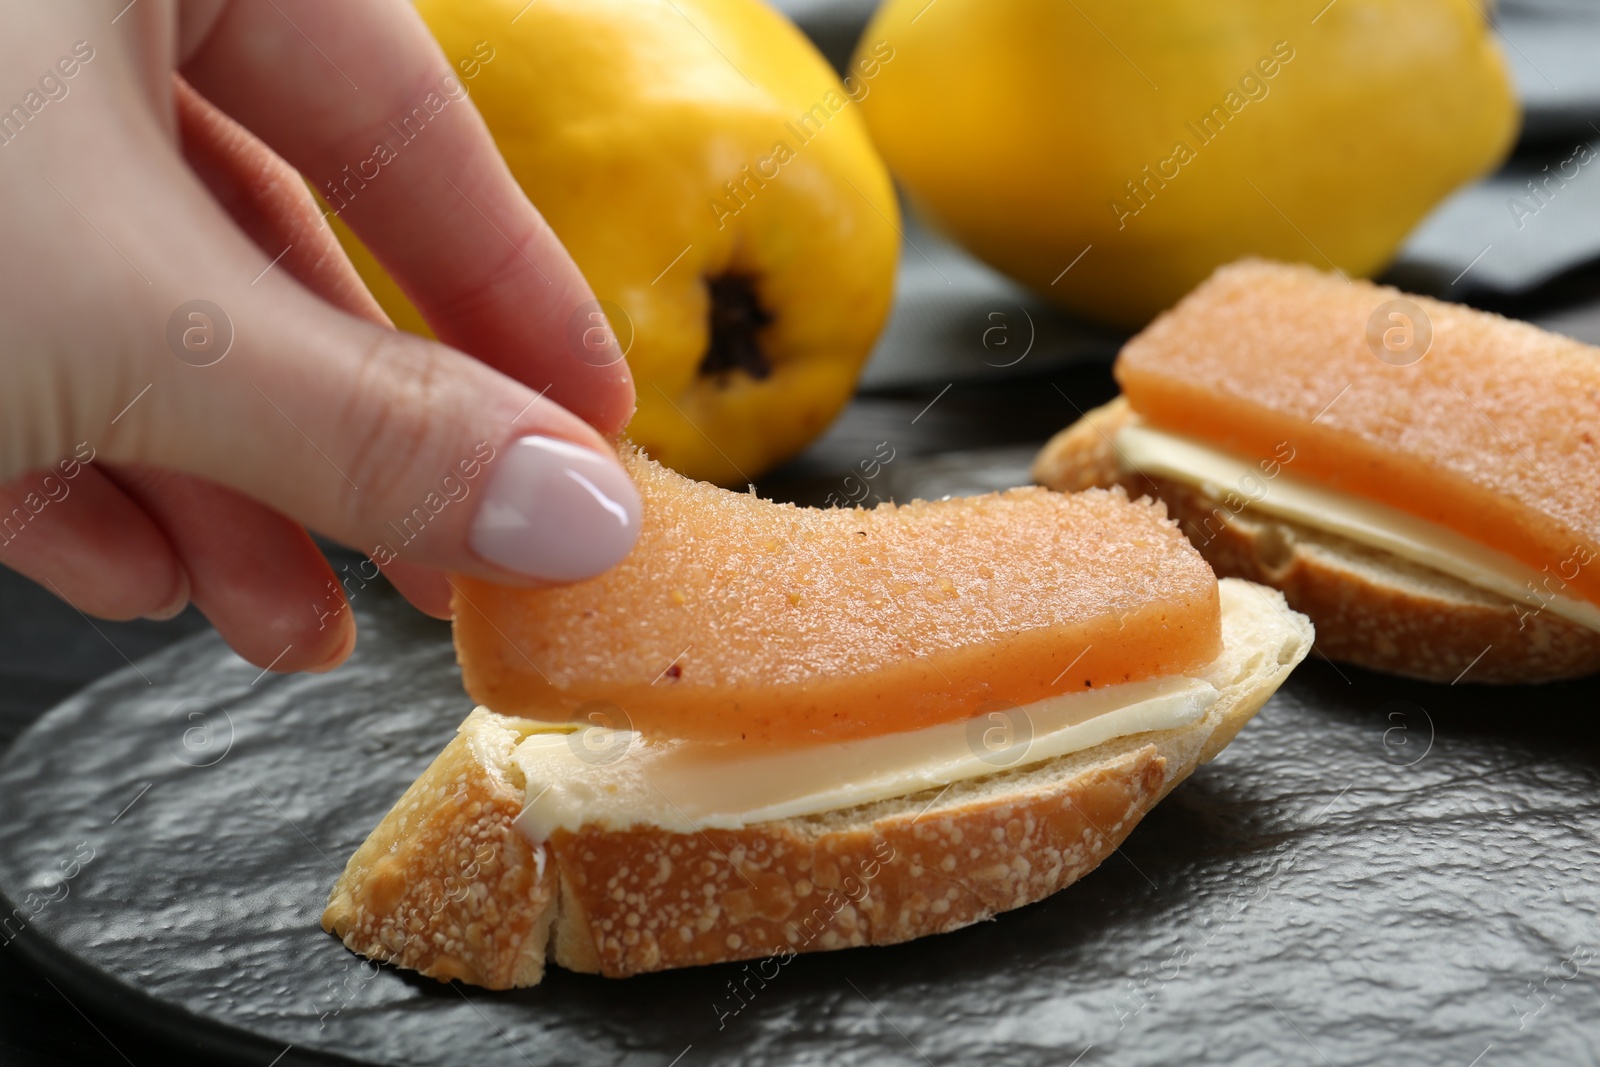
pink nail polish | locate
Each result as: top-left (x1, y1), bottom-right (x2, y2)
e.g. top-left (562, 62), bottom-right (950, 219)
top-left (470, 436), bottom-right (641, 581)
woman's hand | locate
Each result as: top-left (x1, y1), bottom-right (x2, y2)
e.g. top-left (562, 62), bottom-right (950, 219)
top-left (0, 0), bottom-right (642, 673)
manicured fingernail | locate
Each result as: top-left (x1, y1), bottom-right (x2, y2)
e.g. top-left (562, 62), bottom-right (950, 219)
top-left (142, 571), bottom-right (192, 621)
top-left (470, 436), bottom-right (641, 581)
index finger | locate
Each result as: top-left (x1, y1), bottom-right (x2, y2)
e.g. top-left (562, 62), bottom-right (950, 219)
top-left (177, 0), bottom-right (635, 435)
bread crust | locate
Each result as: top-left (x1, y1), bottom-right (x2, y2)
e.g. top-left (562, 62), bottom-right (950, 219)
top-left (546, 746), bottom-right (1167, 977)
top-left (324, 728), bottom-right (1169, 987)
top-left (1033, 398), bottom-right (1600, 683)
top-left (320, 729), bottom-right (558, 988)
top-left (324, 580), bottom-right (1310, 988)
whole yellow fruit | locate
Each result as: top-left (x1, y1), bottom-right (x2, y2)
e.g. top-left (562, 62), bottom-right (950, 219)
top-left (335, 0), bottom-right (900, 485)
top-left (855, 0), bottom-right (1518, 327)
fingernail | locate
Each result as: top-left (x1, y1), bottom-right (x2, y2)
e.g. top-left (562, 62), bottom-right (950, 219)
top-left (142, 570), bottom-right (192, 621)
top-left (470, 436), bottom-right (641, 581)
top-left (307, 616), bottom-right (357, 674)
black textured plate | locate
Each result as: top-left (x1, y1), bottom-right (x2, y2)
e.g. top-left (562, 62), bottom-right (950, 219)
top-left (3, 505), bottom-right (1600, 1066)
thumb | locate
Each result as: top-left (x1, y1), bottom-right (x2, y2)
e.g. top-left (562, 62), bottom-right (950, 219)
top-left (121, 273), bottom-right (642, 586)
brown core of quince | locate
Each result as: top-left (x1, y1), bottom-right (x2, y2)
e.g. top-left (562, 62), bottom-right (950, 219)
top-left (699, 274), bottom-right (772, 381)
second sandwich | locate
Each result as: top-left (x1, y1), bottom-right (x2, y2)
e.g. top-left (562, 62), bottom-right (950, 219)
top-left (1035, 259), bottom-right (1600, 683)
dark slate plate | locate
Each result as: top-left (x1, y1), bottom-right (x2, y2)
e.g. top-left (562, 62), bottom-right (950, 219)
top-left (3, 494), bottom-right (1600, 1066)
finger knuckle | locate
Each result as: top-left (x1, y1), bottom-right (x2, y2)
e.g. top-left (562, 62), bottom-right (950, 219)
top-left (336, 332), bottom-right (457, 531)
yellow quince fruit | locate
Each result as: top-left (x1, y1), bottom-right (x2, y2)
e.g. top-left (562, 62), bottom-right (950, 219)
top-left (854, 0), bottom-right (1517, 327)
top-left (333, 0), bottom-right (900, 485)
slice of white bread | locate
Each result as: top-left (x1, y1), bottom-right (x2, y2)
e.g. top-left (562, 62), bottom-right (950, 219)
top-left (322, 579), bottom-right (1310, 988)
top-left (1034, 398), bottom-right (1600, 683)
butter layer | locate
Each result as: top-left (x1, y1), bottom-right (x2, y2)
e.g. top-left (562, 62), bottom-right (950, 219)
top-left (508, 675), bottom-right (1216, 839)
top-left (1116, 422), bottom-right (1600, 634)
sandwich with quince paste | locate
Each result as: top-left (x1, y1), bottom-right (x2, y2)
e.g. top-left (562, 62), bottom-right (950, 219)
top-left (1034, 259), bottom-right (1600, 682)
top-left (323, 450), bottom-right (1311, 988)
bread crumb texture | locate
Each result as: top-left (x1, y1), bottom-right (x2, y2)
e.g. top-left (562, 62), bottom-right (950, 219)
top-left (322, 732), bottom-right (556, 988)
